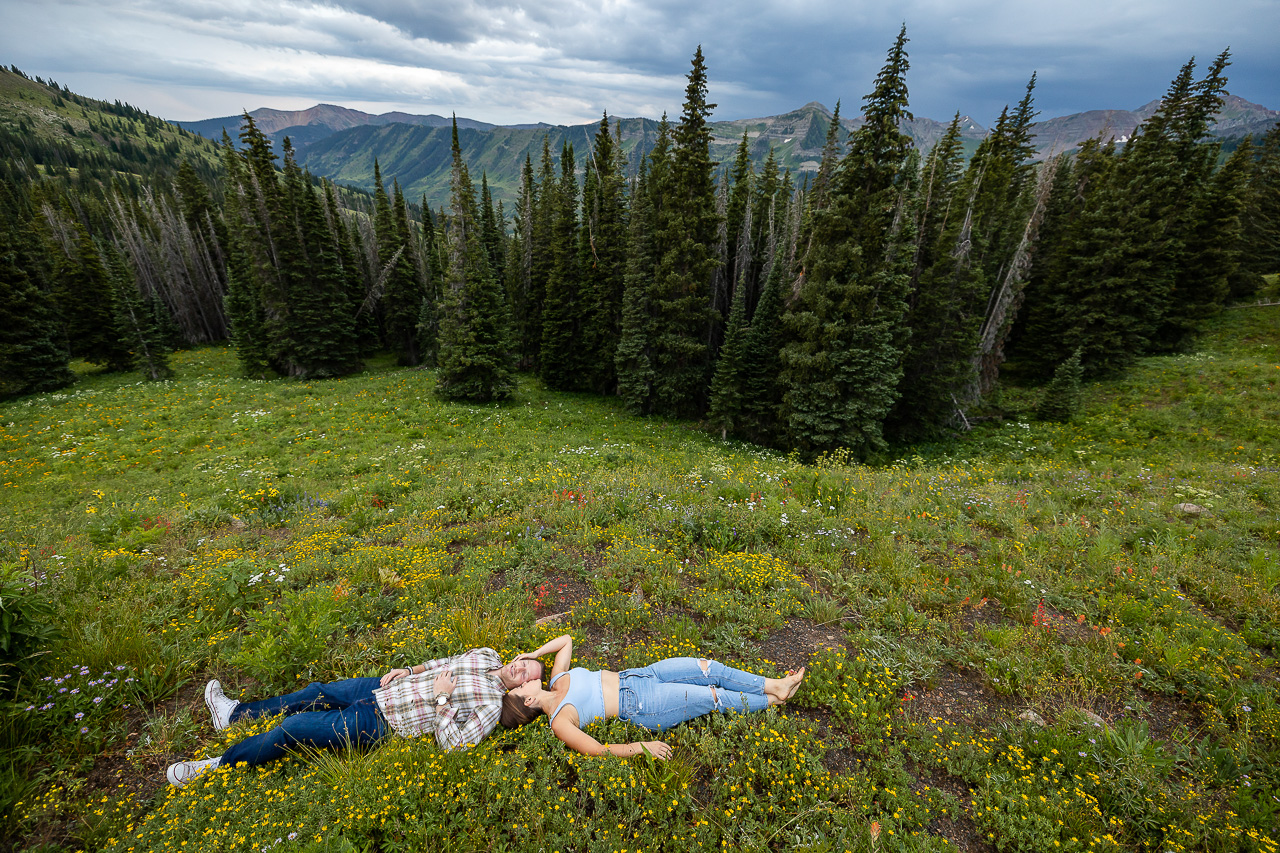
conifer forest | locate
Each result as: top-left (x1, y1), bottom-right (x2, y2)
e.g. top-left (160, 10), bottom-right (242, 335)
top-left (4, 35), bottom-right (1278, 455)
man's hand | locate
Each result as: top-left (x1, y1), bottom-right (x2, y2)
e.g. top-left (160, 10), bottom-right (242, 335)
top-left (380, 667), bottom-right (411, 688)
top-left (433, 670), bottom-right (456, 698)
top-left (638, 741), bottom-right (672, 760)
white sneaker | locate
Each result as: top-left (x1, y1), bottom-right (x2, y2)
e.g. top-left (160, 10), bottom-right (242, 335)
top-left (204, 679), bottom-right (239, 731)
top-left (166, 755), bottom-right (221, 787)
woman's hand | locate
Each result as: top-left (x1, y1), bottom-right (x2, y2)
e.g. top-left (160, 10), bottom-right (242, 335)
top-left (433, 670), bottom-right (456, 698)
top-left (637, 741), bottom-right (672, 760)
top-left (511, 652), bottom-right (538, 663)
top-left (379, 667), bottom-right (411, 687)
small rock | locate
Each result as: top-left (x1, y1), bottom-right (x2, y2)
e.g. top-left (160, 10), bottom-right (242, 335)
top-left (1080, 709), bottom-right (1107, 728)
top-left (1018, 710), bottom-right (1046, 727)
top-left (630, 584), bottom-right (645, 605)
top-left (1176, 502), bottom-right (1208, 516)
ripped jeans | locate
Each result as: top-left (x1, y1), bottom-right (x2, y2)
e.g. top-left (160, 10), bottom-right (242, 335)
top-left (616, 657), bottom-right (770, 732)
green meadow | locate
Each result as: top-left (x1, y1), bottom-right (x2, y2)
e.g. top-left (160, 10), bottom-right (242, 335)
top-left (2, 301), bottom-right (1278, 853)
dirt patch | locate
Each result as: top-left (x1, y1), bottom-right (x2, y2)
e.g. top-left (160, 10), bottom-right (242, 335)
top-left (1137, 689), bottom-right (1209, 742)
top-left (957, 598), bottom-right (1010, 633)
top-left (904, 665), bottom-right (1019, 730)
top-left (755, 617), bottom-right (850, 672)
top-left (907, 761), bottom-right (995, 853)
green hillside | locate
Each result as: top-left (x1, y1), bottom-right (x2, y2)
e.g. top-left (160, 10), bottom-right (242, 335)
top-left (0, 66), bottom-right (224, 187)
top-left (2, 287), bottom-right (1277, 852)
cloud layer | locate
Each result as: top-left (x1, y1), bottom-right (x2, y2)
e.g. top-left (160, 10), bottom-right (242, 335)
top-left (3, 0), bottom-right (1276, 126)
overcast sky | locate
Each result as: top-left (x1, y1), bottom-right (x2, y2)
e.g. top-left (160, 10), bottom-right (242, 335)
top-left (2, 0), bottom-right (1277, 128)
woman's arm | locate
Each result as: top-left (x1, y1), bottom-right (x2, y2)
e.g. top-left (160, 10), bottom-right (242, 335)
top-left (550, 717), bottom-right (671, 759)
top-left (518, 634), bottom-right (574, 680)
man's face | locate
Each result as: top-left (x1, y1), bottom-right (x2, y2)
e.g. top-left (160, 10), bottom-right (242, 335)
top-left (499, 659), bottom-right (543, 690)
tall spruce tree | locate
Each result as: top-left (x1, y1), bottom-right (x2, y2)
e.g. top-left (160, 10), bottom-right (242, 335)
top-left (645, 46), bottom-right (722, 418)
top-left (738, 213), bottom-right (791, 445)
top-left (616, 154), bottom-right (661, 413)
top-left (0, 199), bottom-right (74, 396)
top-left (885, 115), bottom-right (968, 440)
top-left (540, 143), bottom-right (584, 390)
top-left (1232, 125), bottom-right (1280, 296)
top-left (506, 155), bottom-right (540, 369)
top-left (435, 118), bottom-right (516, 402)
top-left (578, 115), bottom-right (628, 394)
top-left (779, 27), bottom-right (915, 458)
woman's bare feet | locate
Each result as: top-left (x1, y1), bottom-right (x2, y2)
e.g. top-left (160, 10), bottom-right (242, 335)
top-left (765, 667), bottom-right (806, 705)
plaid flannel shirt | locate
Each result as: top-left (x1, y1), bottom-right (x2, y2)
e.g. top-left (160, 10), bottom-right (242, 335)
top-left (373, 648), bottom-right (506, 751)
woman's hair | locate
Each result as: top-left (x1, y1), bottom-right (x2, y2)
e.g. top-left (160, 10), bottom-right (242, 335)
top-left (500, 690), bottom-right (544, 729)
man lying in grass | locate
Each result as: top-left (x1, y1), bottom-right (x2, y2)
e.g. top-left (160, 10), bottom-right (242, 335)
top-left (499, 634), bottom-right (805, 758)
top-left (166, 649), bottom-right (542, 786)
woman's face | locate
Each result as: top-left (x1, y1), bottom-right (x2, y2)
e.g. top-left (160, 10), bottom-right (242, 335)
top-left (511, 681), bottom-right (541, 706)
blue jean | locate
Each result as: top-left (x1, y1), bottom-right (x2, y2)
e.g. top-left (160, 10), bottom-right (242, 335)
top-left (219, 677), bottom-right (388, 768)
top-left (617, 657), bottom-right (770, 732)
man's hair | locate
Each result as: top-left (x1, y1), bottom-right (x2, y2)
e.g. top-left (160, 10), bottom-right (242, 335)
top-left (499, 691), bottom-right (544, 729)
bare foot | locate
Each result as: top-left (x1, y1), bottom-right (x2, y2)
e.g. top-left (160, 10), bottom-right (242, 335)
top-left (765, 668), bottom-right (806, 705)
top-left (781, 667), bottom-right (805, 701)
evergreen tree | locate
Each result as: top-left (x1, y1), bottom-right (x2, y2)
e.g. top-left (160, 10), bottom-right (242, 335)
top-left (1034, 54), bottom-right (1232, 376)
top-left (1009, 142), bottom-right (1111, 379)
top-left (706, 263), bottom-right (750, 438)
top-left (54, 217), bottom-right (131, 370)
top-left (645, 46), bottom-right (722, 418)
top-left (220, 131), bottom-right (272, 378)
top-left (578, 115), bottom-right (628, 394)
top-left (506, 156), bottom-right (539, 369)
top-left (435, 118), bottom-right (516, 402)
top-left (376, 169), bottom-right (426, 365)
top-left (416, 201), bottom-right (444, 366)
top-left (723, 131), bottom-right (754, 313)
top-left (616, 156), bottom-right (660, 413)
top-left (480, 174), bottom-right (505, 276)
top-left (779, 27), bottom-right (915, 458)
top-left (279, 145), bottom-right (360, 378)
top-left (106, 243), bottom-right (173, 380)
top-left (540, 142), bottom-right (584, 390)
top-left (0, 206), bottom-right (74, 396)
top-left (885, 116), bottom-right (968, 440)
top-left (1035, 348), bottom-right (1084, 422)
top-left (1161, 138), bottom-right (1251, 346)
top-left (738, 218), bottom-right (790, 445)
top-left (1231, 125), bottom-right (1280, 296)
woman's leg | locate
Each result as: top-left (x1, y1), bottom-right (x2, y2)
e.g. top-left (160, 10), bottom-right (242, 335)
top-left (229, 677), bottom-right (383, 724)
top-left (220, 695), bottom-right (385, 768)
top-left (640, 657), bottom-right (768, 695)
top-left (618, 676), bottom-right (770, 733)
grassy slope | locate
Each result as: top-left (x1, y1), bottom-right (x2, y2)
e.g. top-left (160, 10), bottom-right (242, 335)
top-left (1, 304), bottom-right (1278, 853)
top-left (0, 67), bottom-right (223, 180)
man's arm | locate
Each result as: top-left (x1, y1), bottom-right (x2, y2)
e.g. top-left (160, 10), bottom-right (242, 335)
top-left (434, 697), bottom-right (501, 751)
top-left (380, 655), bottom-right (454, 687)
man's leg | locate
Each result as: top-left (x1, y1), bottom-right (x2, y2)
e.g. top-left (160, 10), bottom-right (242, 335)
top-left (229, 676), bottom-right (383, 724)
top-left (220, 696), bottom-right (385, 768)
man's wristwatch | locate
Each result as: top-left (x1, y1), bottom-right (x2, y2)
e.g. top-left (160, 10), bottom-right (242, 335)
top-left (434, 692), bottom-right (449, 706)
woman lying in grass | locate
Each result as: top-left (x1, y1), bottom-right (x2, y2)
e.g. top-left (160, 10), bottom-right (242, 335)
top-left (499, 634), bottom-right (804, 758)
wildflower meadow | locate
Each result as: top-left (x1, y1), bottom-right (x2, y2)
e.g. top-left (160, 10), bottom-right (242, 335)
top-left (2, 302), bottom-right (1278, 853)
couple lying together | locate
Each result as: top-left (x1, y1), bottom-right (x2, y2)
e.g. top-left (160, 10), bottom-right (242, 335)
top-left (167, 634), bottom-right (805, 785)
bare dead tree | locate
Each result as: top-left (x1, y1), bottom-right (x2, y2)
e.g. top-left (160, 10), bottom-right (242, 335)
top-left (969, 155), bottom-right (1060, 401)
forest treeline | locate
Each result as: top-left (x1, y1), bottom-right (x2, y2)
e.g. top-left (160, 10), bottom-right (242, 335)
top-left (3, 34), bottom-right (1278, 458)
